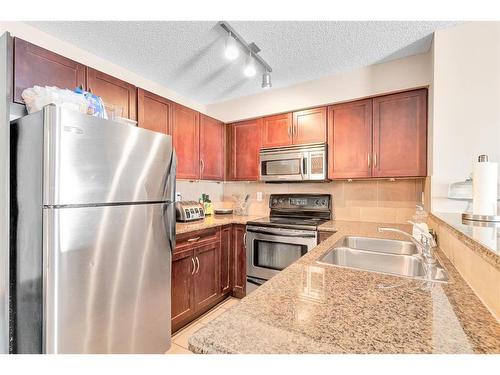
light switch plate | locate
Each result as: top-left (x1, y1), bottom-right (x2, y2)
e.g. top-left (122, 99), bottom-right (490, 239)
top-left (256, 192), bottom-right (263, 201)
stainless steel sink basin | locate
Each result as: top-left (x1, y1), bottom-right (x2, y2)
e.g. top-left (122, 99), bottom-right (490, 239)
top-left (335, 236), bottom-right (418, 255)
top-left (317, 236), bottom-right (449, 283)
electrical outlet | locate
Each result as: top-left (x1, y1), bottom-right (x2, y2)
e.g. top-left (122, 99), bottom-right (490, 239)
top-left (256, 192), bottom-right (263, 201)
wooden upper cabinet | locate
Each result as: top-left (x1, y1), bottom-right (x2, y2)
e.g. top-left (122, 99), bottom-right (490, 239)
top-left (261, 113), bottom-right (293, 148)
top-left (13, 38), bottom-right (86, 104)
top-left (328, 99), bottom-right (373, 179)
top-left (200, 114), bottom-right (224, 181)
top-left (86, 67), bottom-right (137, 120)
top-left (172, 104), bottom-right (200, 180)
top-left (372, 89), bottom-right (427, 177)
top-left (292, 107), bottom-right (327, 145)
top-left (230, 119), bottom-right (262, 181)
top-left (137, 88), bottom-right (172, 135)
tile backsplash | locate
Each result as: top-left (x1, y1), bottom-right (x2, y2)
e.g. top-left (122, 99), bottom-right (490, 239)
top-left (176, 179), bottom-right (424, 224)
top-left (222, 179), bottom-right (424, 224)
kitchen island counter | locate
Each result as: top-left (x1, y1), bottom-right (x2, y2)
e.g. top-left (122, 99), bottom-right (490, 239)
top-left (188, 220), bottom-right (500, 354)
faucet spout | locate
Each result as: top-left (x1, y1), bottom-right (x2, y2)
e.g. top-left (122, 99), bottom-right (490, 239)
top-left (378, 227), bottom-right (436, 264)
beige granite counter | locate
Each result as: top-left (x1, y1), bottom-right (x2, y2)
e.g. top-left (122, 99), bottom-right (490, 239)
top-left (176, 214), bottom-right (265, 234)
top-left (188, 220), bottom-right (500, 354)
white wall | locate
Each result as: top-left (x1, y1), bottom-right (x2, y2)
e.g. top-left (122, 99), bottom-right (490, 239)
top-left (431, 22), bottom-right (500, 213)
top-left (0, 21), bottom-right (207, 114)
top-left (206, 52), bottom-right (432, 123)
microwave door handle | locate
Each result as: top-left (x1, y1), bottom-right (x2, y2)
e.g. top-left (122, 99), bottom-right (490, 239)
top-left (302, 155), bottom-right (308, 179)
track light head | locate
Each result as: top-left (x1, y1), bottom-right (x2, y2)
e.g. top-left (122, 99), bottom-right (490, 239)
top-left (224, 32), bottom-right (239, 61)
top-left (262, 71), bottom-right (272, 89)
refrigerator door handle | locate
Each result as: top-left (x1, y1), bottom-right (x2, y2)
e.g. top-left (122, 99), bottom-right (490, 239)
top-left (166, 151), bottom-right (177, 252)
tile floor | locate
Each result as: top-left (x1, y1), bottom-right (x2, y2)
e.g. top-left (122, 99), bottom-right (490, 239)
top-left (165, 297), bottom-right (240, 354)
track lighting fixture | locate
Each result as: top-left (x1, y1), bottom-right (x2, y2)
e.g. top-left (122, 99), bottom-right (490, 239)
top-left (219, 21), bottom-right (273, 89)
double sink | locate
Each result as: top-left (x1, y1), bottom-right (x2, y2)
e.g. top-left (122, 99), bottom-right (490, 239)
top-left (317, 236), bottom-right (449, 283)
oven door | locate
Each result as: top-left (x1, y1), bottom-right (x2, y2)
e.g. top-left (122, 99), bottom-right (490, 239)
top-left (245, 226), bottom-right (318, 281)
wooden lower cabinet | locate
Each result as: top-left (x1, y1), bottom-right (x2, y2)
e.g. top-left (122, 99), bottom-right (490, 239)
top-left (171, 247), bottom-right (196, 331)
top-left (231, 225), bottom-right (247, 299)
top-left (171, 225), bottom-right (247, 332)
top-left (318, 231), bottom-right (334, 243)
top-left (220, 225), bottom-right (232, 295)
top-left (193, 242), bottom-right (220, 312)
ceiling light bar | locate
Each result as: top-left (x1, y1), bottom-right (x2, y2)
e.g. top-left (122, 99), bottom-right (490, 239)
top-left (219, 21), bottom-right (272, 73)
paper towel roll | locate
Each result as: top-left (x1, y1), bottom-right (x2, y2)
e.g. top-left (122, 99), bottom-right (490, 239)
top-left (473, 160), bottom-right (498, 215)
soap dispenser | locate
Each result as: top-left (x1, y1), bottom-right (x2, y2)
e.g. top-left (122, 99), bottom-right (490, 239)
top-left (412, 204), bottom-right (429, 239)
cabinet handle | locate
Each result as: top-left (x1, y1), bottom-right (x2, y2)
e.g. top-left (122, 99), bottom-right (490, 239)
top-left (200, 159), bottom-right (204, 175)
top-left (243, 232), bottom-right (247, 249)
top-left (367, 153), bottom-right (371, 168)
top-left (191, 257), bottom-right (196, 275)
top-left (188, 237), bottom-right (200, 242)
top-left (287, 126), bottom-right (291, 138)
top-left (195, 256), bottom-right (200, 274)
top-left (374, 153), bottom-right (378, 168)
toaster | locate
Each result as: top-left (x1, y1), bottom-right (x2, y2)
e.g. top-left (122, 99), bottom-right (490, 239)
top-left (175, 201), bottom-right (205, 222)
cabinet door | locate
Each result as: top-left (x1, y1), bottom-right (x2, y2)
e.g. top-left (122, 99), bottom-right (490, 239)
top-left (171, 248), bottom-right (195, 332)
top-left (231, 225), bottom-right (246, 299)
top-left (220, 225), bottom-right (232, 295)
top-left (13, 38), bottom-right (86, 104)
top-left (172, 104), bottom-right (200, 180)
top-left (200, 114), bottom-right (224, 181)
top-left (328, 99), bottom-right (372, 179)
top-left (231, 119), bottom-right (262, 181)
top-left (86, 67), bottom-right (137, 120)
top-left (292, 107), bottom-right (327, 145)
top-left (372, 89), bottom-right (427, 177)
top-left (194, 242), bottom-right (220, 312)
top-left (261, 113), bottom-right (293, 148)
top-left (137, 88), bottom-right (172, 135)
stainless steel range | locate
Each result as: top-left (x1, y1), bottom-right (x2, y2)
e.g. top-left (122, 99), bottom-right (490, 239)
top-left (245, 194), bottom-right (332, 292)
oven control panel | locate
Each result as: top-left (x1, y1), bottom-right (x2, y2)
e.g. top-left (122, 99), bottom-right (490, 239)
top-left (269, 194), bottom-right (330, 210)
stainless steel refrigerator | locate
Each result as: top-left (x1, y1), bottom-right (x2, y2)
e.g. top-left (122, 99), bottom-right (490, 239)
top-left (9, 104), bottom-right (176, 354)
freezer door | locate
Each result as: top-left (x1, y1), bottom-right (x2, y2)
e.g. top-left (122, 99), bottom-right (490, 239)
top-left (43, 203), bottom-right (172, 354)
top-left (41, 105), bottom-right (174, 206)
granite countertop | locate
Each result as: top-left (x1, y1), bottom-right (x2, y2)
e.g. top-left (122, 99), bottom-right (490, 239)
top-left (188, 220), bottom-right (500, 354)
top-left (176, 214), bottom-right (265, 234)
top-left (431, 212), bottom-right (500, 270)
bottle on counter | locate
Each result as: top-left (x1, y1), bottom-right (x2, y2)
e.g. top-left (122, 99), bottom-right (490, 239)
top-left (412, 204), bottom-right (429, 239)
top-left (199, 194), bottom-right (214, 215)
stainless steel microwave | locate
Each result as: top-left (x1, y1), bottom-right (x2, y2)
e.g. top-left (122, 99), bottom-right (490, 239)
top-left (259, 143), bottom-right (327, 182)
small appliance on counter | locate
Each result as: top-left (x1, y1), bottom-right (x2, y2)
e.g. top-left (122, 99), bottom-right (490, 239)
top-left (175, 201), bottom-right (205, 222)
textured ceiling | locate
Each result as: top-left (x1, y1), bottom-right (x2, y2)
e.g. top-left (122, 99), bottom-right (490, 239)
top-left (29, 21), bottom-right (455, 104)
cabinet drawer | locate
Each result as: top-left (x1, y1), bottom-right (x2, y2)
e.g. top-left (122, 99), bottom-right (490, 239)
top-left (175, 227), bottom-right (220, 251)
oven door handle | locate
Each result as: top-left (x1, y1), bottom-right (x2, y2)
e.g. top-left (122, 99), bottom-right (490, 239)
top-left (247, 277), bottom-right (266, 287)
top-left (246, 228), bottom-right (317, 238)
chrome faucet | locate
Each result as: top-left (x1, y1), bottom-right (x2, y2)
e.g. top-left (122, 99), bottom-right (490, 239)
top-left (378, 222), bottom-right (437, 264)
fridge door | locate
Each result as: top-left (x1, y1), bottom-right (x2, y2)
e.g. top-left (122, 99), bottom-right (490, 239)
top-left (41, 105), bottom-right (174, 206)
top-left (43, 202), bottom-right (172, 354)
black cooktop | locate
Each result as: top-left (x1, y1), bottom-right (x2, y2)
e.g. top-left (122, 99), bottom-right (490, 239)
top-left (246, 216), bottom-right (329, 230)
